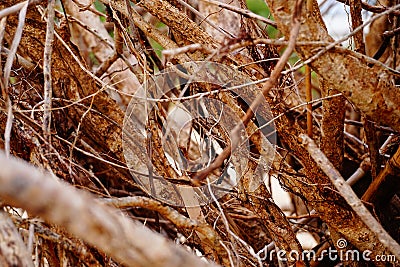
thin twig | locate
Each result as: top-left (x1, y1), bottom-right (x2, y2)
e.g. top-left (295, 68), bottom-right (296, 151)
top-left (43, 0), bottom-right (56, 144)
top-left (175, 0), bottom-right (235, 38)
top-left (305, 65), bottom-right (312, 138)
top-left (305, 0), bottom-right (313, 138)
top-left (2, 1), bottom-right (29, 157)
top-left (198, 0), bottom-right (277, 27)
top-left (68, 96), bottom-right (95, 180)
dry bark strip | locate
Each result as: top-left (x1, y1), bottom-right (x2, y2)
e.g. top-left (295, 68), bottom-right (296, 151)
top-left (307, 2), bottom-right (347, 171)
top-left (0, 152), bottom-right (219, 267)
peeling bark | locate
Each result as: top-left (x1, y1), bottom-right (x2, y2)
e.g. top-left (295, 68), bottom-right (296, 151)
top-left (265, 0), bottom-right (400, 132)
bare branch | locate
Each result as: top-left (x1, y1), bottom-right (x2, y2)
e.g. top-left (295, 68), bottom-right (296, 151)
top-left (42, 0), bottom-right (56, 144)
top-left (104, 195), bottom-right (229, 263)
top-left (300, 134), bottom-right (400, 261)
top-left (362, 146), bottom-right (400, 204)
top-left (0, 152), bottom-right (219, 267)
top-left (0, 0), bottom-right (43, 19)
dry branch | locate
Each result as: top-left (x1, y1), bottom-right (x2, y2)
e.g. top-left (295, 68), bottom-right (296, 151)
top-left (300, 134), bottom-right (400, 260)
top-left (2, 0), bottom-right (400, 266)
top-left (42, 0), bottom-right (55, 144)
top-left (0, 152), bottom-right (218, 267)
top-left (0, 0), bottom-right (42, 19)
top-left (362, 146), bottom-right (400, 204)
top-left (104, 196), bottom-right (230, 263)
top-left (198, 0), bottom-right (277, 28)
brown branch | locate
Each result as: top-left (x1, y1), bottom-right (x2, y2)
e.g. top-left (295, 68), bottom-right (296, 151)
top-left (307, 1), bottom-right (346, 171)
top-left (363, 119), bottom-right (381, 179)
top-left (319, 82), bottom-right (346, 171)
top-left (304, 0), bottom-right (314, 139)
top-left (131, 0), bottom-right (218, 51)
top-left (349, 0), bottom-right (382, 179)
top-left (43, 0), bottom-right (56, 144)
top-left (349, 0), bottom-right (366, 54)
top-left (0, 152), bottom-right (219, 267)
top-left (300, 133), bottom-right (400, 261)
top-left (362, 146), bottom-right (400, 204)
top-left (0, 0), bottom-right (43, 19)
top-left (305, 65), bottom-right (313, 138)
top-left (103, 195), bottom-right (229, 264)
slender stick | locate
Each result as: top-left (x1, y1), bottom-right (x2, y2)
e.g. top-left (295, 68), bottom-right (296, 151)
top-left (43, 0), bottom-right (56, 144)
top-left (305, 0), bottom-right (313, 138)
top-left (305, 65), bottom-right (313, 138)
